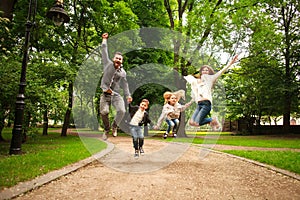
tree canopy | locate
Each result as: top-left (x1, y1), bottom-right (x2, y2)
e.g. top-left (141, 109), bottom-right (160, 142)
top-left (0, 0), bottom-right (299, 144)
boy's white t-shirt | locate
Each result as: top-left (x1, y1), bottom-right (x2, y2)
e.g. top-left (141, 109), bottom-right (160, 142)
top-left (130, 109), bottom-right (145, 126)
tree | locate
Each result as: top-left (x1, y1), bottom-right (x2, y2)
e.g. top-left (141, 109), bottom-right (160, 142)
top-left (0, 1), bottom-right (22, 141)
top-left (266, 0), bottom-right (300, 131)
top-left (225, 0), bottom-right (299, 133)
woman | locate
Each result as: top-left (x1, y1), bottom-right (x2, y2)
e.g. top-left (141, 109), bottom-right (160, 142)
top-left (184, 55), bottom-right (239, 130)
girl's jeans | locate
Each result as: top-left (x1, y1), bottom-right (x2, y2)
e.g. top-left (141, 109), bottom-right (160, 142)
top-left (165, 118), bottom-right (179, 134)
top-left (192, 100), bottom-right (212, 126)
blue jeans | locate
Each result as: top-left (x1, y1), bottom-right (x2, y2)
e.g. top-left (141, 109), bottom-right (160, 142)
top-left (192, 100), bottom-right (212, 126)
top-left (165, 118), bottom-right (179, 134)
top-left (130, 125), bottom-right (144, 150)
top-left (130, 125), bottom-right (144, 139)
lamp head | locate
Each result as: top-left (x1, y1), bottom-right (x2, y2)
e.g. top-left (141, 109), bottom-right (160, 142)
top-left (46, 0), bottom-right (69, 26)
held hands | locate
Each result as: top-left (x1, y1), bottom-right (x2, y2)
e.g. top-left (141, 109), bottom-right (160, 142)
top-left (102, 33), bottom-right (108, 39)
top-left (127, 96), bottom-right (133, 103)
top-left (187, 99), bottom-right (194, 107)
top-left (153, 125), bottom-right (159, 130)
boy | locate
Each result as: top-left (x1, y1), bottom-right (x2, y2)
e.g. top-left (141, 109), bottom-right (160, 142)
top-left (129, 99), bottom-right (152, 158)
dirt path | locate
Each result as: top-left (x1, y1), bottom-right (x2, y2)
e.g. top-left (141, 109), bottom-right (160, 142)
top-left (12, 136), bottom-right (300, 200)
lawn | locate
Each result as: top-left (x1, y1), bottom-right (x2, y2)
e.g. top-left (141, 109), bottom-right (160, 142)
top-left (194, 134), bottom-right (300, 148)
top-left (155, 131), bottom-right (300, 148)
top-left (0, 128), bottom-right (106, 189)
top-left (222, 150), bottom-right (300, 175)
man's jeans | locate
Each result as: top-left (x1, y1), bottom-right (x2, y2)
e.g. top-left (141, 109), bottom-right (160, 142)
top-left (191, 100), bottom-right (212, 126)
top-left (100, 93), bottom-right (125, 131)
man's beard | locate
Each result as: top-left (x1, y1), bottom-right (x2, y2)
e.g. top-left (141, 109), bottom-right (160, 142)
top-left (114, 61), bottom-right (122, 68)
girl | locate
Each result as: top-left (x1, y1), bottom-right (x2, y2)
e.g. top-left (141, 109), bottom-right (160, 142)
top-left (184, 55), bottom-right (239, 130)
top-left (154, 90), bottom-right (192, 139)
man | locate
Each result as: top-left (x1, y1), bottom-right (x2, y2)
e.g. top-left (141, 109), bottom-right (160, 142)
top-left (100, 33), bottom-right (132, 140)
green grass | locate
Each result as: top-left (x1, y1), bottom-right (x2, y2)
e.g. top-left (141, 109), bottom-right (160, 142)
top-left (222, 150), bottom-right (300, 175)
top-left (150, 131), bottom-right (300, 148)
top-left (0, 128), bottom-right (106, 189)
top-left (193, 135), bottom-right (300, 148)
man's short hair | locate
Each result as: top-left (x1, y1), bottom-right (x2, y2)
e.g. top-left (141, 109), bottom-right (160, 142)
top-left (114, 52), bottom-right (123, 57)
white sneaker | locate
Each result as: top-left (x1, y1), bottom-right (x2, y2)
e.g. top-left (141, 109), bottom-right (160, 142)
top-left (112, 127), bottom-right (117, 137)
top-left (163, 132), bottom-right (168, 139)
top-left (140, 147), bottom-right (144, 155)
top-left (102, 131), bottom-right (108, 140)
top-left (173, 133), bottom-right (177, 138)
top-left (134, 150), bottom-right (139, 158)
top-left (211, 117), bottom-right (221, 131)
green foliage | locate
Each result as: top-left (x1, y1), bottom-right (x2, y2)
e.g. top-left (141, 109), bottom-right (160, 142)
top-left (224, 54), bottom-right (284, 122)
top-left (0, 0), bottom-right (299, 141)
top-left (128, 0), bottom-right (169, 27)
top-left (90, 0), bottom-right (139, 35)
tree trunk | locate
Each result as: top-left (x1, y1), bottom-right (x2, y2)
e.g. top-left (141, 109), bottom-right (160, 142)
top-left (23, 112), bottom-right (31, 143)
top-left (78, 96), bottom-right (84, 128)
top-left (61, 82), bottom-right (73, 137)
top-left (42, 109), bottom-right (48, 135)
top-left (0, 0), bottom-right (17, 20)
top-left (0, 117), bottom-right (5, 142)
top-left (7, 113), bottom-right (12, 127)
top-left (176, 112), bottom-right (187, 137)
top-left (91, 100), bottom-right (99, 130)
top-left (283, 92), bottom-right (291, 133)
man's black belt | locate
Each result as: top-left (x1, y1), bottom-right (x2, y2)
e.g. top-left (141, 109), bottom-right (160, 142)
top-left (103, 92), bottom-right (111, 95)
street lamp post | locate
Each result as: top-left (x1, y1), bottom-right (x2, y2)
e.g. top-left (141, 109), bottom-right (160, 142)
top-left (9, 0), bottom-right (69, 155)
